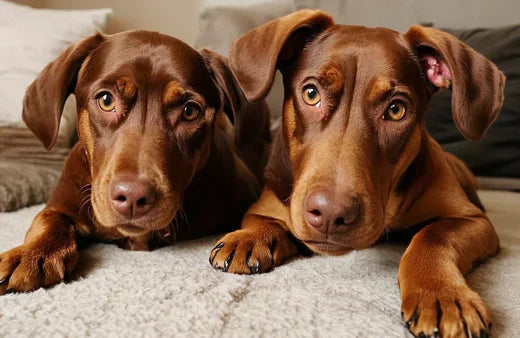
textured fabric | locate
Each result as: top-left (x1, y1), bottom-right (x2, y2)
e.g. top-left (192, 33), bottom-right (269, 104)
top-left (426, 24), bottom-right (520, 178)
top-left (0, 123), bottom-right (70, 212)
top-left (478, 176), bottom-right (520, 192)
top-left (0, 190), bottom-right (518, 337)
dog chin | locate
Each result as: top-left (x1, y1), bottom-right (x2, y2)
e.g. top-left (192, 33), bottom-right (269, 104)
top-left (117, 223), bottom-right (150, 237)
top-left (302, 241), bottom-right (353, 256)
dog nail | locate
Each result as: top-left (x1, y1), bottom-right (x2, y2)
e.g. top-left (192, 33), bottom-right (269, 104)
top-left (480, 329), bottom-right (488, 338)
top-left (209, 243), bottom-right (225, 266)
top-left (213, 242), bottom-right (224, 250)
top-left (250, 262), bottom-right (261, 274)
top-left (5, 288), bottom-right (15, 294)
top-left (223, 251), bottom-right (235, 272)
top-left (64, 266), bottom-right (71, 280)
top-left (418, 332), bottom-right (426, 338)
top-left (401, 311), bottom-right (404, 319)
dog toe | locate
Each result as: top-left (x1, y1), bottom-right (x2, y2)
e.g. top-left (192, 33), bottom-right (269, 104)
top-left (0, 240), bottom-right (78, 295)
top-left (210, 230), bottom-right (275, 274)
top-left (402, 285), bottom-right (490, 338)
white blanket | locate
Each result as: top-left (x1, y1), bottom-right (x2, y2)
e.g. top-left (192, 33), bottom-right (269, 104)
top-left (0, 190), bottom-right (518, 337)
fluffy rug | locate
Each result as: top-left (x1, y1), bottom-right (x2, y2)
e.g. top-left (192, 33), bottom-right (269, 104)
top-left (0, 190), bottom-right (518, 337)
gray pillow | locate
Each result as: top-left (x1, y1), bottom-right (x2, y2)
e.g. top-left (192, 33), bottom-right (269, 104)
top-left (0, 126), bottom-right (69, 212)
top-left (426, 24), bottom-right (520, 178)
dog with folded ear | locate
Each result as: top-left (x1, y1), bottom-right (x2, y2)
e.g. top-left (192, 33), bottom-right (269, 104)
top-left (210, 9), bottom-right (505, 338)
top-left (0, 30), bottom-right (270, 295)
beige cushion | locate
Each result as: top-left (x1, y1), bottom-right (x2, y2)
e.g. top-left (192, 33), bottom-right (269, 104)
top-left (0, 1), bottom-right (111, 211)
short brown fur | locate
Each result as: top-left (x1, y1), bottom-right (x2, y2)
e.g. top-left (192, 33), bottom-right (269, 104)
top-left (210, 10), bottom-right (505, 338)
top-left (0, 31), bottom-right (271, 294)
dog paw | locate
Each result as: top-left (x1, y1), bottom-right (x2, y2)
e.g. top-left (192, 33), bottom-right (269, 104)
top-left (209, 229), bottom-right (296, 274)
top-left (0, 240), bottom-right (78, 295)
top-left (401, 285), bottom-right (491, 338)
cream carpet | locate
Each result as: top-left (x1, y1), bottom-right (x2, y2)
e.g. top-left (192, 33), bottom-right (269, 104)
top-left (0, 190), bottom-right (519, 337)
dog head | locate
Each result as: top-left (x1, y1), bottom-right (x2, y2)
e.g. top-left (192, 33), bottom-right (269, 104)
top-left (23, 31), bottom-right (248, 238)
top-left (229, 10), bottom-right (505, 254)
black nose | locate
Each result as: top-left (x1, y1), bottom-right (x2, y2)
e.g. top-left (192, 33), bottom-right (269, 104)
top-left (304, 189), bottom-right (360, 233)
top-left (110, 177), bottom-right (157, 219)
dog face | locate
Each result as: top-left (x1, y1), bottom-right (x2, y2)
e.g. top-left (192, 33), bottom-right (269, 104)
top-left (23, 31), bottom-right (242, 237)
top-left (229, 10), bottom-right (504, 254)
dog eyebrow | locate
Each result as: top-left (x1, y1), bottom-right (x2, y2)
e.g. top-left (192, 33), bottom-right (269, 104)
top-left (368, 79), bottom-right (413, 106)
top-left (116, 77), bottom-right (137, 99)
top-left (163, 81), bottom-right (185, 107)
top-left (317, 65), bottom-right (344, 96)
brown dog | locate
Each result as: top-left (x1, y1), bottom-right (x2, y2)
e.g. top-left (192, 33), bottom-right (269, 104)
top-left (210, 10), bottom-right (504, 338)
top-left (0, 31), bottom-right (270, 294)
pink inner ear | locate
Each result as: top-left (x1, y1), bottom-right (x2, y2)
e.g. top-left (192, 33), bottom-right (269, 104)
top-left (423, 55), bottom-right (452, 89)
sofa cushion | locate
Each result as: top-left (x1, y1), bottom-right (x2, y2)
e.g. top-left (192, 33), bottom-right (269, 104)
top-left (0, 0), bottom-right (111, 211)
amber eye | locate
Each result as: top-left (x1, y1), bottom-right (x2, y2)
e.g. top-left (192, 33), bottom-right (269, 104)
top-left (181, 102), bottom-right (200, 121)
top-left (383, 100), bottom-right (406, 121)
top-left (302, 85), bottom-right (321, 106)
top-left (97, 92), bottom-right (116, 112)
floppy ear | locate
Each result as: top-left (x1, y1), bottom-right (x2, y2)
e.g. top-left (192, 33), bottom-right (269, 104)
top-left (404, 25), bottom-right (505, 140)
top-left (229, 9), bottom-right (334, 102)
top-left (200, 48), bottom-right (270, 148)
top-left (22, 33), bottom-right (105, 150)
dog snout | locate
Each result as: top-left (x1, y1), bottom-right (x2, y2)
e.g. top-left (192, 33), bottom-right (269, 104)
top-left (110, 177), bottom-right (157, 219)
top-left (304, 189), bottom-right (361, 233)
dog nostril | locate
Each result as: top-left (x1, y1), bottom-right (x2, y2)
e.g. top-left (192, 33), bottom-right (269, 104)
top-left (335, 217), bottom-right (345, 225)
top-left (136, 197), bottom-right (147, 207)
top-left (116, 195), bottom-right (127, 202)
top-left (310, 209), bottom-right (321, 216)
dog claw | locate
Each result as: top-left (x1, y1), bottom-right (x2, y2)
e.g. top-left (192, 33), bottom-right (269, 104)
top-left (406, 311), bottom-right (419, 328)
top-left (209, 242), bottom-right (225, 266)
top-left (249, 262), bottom-right (261, 274)
top-left (223, 251), bottom-right (235, 272)
top-left (479, 329), bottom-right (488, 338)
top-left (64, 266), bottom-right (71, 281)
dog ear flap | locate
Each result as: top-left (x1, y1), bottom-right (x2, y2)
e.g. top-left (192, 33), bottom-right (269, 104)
top-left (23, 33), bottom-right (105, 150)
top-left (200, 48), bottom-right (270, 147)
top-left (404, 25), bottom-right (505, 140)
top-left (229, 9), bottom-right (334, 103)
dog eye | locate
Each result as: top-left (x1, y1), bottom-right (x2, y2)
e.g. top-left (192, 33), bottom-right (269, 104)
top-left (181, 102), bottom-right (200, 121)
top-left (302, 85), bottom-right (321, 107)
top-left (97, 92), bottom-right (116, 112)
top-left (383, 100), bottom-right (406, 121)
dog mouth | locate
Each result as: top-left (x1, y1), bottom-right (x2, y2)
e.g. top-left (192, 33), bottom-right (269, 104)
top-left (117, 223), bottom-right (150, 236)
top-left (91, 189), bottom-right (180, 238)
top-left (301, 240), bottom-right (353, 255)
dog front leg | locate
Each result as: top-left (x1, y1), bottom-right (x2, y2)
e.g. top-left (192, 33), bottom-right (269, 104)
top-left (209, 188), bottom-right (299, 274)
top-left (399, 214), bottom-right (499, 338)
top-left (0, 208), bottom-right (79, 294)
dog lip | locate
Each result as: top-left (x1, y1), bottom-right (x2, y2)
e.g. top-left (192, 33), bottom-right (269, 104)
top-left (118, 223), bottom-right (149, 236)
top-left (300, 239), bottom-right (352, 254)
